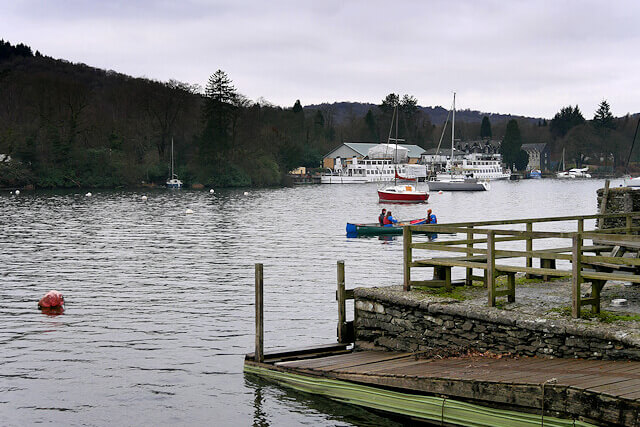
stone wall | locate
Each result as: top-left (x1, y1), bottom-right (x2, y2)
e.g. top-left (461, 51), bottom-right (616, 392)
top-left (597, 186), bottom-right (640, 228)
top-left (355, 287), bottom-right (640, 360)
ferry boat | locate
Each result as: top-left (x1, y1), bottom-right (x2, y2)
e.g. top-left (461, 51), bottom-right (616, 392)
top-left (438, 152), bottom-right (511, 181)
top-left (320, 157), bottom-right (423, 184)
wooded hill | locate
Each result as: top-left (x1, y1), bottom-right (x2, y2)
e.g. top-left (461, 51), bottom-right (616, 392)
top-left (0, 39), bottom-right (638, 189)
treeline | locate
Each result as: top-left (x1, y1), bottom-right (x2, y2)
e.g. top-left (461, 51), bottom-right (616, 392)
top-left (0, 39), bottom-right (638, 188)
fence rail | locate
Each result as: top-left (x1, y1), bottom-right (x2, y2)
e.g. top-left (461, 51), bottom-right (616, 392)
top-left (403, 211), bottom-right (640, 318)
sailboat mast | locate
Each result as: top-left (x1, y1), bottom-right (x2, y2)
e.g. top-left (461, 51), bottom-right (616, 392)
top-left (394, 103), bottom-right (398, 185)
top-left (451, 92), bottom-right (456, 177)
top-left (171, 138), bottom-right (174, 178)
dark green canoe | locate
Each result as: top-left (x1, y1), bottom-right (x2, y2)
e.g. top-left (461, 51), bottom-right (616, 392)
top-left (346, 218), bottom-right (428, 236)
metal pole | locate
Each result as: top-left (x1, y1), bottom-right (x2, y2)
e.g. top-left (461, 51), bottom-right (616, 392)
top-left (255, 263), bottom-right (264, 363)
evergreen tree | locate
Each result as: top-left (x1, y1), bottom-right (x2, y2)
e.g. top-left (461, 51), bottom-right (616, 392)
top-left (550, 105), bottom-right (585, 139)
top-left (593, 100), bottom-right (615, 130)
top-left (480, 116), bottom-right (492, 139)
top-left (500, 119), bottom-right (528, 171)
top-left (364, 108), bottom-right (377, 141)
top-left (292, 99), bottom-right (303, 113)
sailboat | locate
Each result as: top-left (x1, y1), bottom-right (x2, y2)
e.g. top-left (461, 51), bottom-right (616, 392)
top-left (557, 148), bottom-right (591, 178)
top-left (377, 103), bottom-right (429, 203)
top-left (166, 138), bottom-right (183, 189)
top-left (427, 93), bottom-right (489, 191)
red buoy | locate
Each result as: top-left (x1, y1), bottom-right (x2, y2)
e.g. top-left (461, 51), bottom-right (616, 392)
top-left (38, 290), bottom-right (64, 308)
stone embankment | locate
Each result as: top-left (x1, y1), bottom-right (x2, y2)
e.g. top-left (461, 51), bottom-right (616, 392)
top-left (355, 285), bottom-right (640, 360)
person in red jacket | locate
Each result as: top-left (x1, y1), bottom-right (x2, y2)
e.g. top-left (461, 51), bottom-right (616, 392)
top-left (383, 211), bottom-right (398, 227)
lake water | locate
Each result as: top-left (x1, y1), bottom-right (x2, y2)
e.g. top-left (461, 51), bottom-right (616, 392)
top-left (0, 178), bottom-right (618, 426)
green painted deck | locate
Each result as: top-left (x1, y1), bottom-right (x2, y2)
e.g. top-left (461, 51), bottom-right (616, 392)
top-left (246, 346), bottom-right (640, 426)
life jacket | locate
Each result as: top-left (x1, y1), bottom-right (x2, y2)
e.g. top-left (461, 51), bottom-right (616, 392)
top-left (429, 214), bottom-right (437, 224)
top-left (383, 216), bottom-right (392, 225)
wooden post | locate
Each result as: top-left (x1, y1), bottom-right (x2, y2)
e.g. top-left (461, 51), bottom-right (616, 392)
top-left (466, 226), bottom-right (474, 285)
top-left (507, 273), bottom-right (516, 303)
top-left (577, 218), bottom-right (584, 234)
top-left (525, 222), bottom-right (533, 278)
top-left (403, 226), bottom-right (412, 291)
top-left (572, 234), bottom-right (582, 319)
top-left (598, 179), bottom-right (610, 229)
top-left (487, 231), bottom-right (496, 307)
top-left (337, 260), bottom-right (346, 343)
top-left (255, 263), bottom-right (264, 363)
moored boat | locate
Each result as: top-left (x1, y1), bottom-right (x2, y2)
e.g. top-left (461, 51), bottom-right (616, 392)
top-left (378, 184), bottom-right (429, 203)
top-left (346, 217), bottom-right (427, 236)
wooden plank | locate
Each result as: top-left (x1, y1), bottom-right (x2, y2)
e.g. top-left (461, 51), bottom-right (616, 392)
top-left (588, 378), bottom-right (640, 395)
top-left (582, 270), bottom-right (640, 283)
top-left (280, 351), bottom-right (412, 370)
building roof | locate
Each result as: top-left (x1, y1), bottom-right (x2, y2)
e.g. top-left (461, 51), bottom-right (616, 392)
top-left (324, 142), bottom-right (426, 159)
top-left (521, 143), bottom-right (547, 152)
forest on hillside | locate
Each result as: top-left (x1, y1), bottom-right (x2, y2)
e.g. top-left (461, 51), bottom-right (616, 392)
top-left (0, 39), bottom-right (638, 189)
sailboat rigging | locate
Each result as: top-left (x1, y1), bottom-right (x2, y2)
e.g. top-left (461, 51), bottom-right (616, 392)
top-left (426, 93), bottom-right (489, 191)
top-left (166, 138), bottom-right (183, 189)
top-left (377, 102), bottom-right (429, 203)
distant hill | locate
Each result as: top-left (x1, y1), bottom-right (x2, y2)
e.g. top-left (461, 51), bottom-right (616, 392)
top-left (304, 102), bottom-right (543, 126)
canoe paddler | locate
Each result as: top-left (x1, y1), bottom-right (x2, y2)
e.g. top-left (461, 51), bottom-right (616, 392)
top-left (426, 209), bottom-right (437, 224)
top-left (378, 208), bottom-right (387, 226)
top-left (383, 211), bottom-right (398, 227)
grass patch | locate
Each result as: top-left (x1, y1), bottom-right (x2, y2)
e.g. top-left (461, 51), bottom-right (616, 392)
top-left (413, 285), bottom-right (480, 301)
top-left (549, 306), bottom-right (640, 323)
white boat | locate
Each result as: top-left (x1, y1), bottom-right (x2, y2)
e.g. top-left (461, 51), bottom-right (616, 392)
top-left (320, 149), bottom-right (426, 184)
top-left (427, 175), bottom-right (490, 191)
top-left (437, 152), bottom-right (510, 181)
top-left (166, 138), bottom-right (183, 189)
top-left (427, 93), bottom-right (489, 192)
top-left (320, 157), bottom-right (399, 184)
top-left (624, 176), bottom-right (640, 188)
top-left (557, 167), bottom-right (591, 179)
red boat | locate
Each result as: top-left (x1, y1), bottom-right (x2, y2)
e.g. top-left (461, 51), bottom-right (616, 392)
top-left (378, 184), bottom-right (429, 203)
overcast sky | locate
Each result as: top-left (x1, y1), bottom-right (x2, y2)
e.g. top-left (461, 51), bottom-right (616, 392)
top-left (2, 0), bottom-right (639, 118)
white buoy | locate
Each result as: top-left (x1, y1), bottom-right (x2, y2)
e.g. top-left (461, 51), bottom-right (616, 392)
top-left (185, 209), bottom-right (194, 215)
top-left (85, 192), bottom-right (92, 197)
top-left (14, 190), bottom-right (20, 195)
top-left (209, 189), bottom-right (215, 194)
top-left (243, 191), bottom-right (249, 196)
top-left (141, 195), bottom-right (148, 201)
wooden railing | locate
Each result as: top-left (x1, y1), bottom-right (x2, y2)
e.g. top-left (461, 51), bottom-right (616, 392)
top-left (403, 212), bottom-right (640, 318)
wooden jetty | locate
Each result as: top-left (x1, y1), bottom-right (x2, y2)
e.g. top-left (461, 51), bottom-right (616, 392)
top-left (245, 346), bottom-right (640, 426)
top-left (245, 206), bottom-right (640, 425)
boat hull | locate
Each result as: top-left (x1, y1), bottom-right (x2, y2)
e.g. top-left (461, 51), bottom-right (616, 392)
top-left (427, 180), bottom-right (489, 191)
top-left (377, 190), bottom-right (428, 203)
top-left (347, 218), bottom-right (428, 236)
top-left (320, 175), bottom-right (369, 184)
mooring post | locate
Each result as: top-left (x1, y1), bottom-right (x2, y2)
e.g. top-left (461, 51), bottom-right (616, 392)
top-left (525, 222), bottom-right (533, 278)
top-left (255, 263), bottom-right (264, 363)
top-left (403, 226), bottom-right (412, 291)
top-left (598, 179), bottom-right (610, 229)
top-left (337, 260), bottom-right (346, 343)
top-left (572, 233), bottom-right (583, 319)
top-left (487, 231), bottom-right (496, 307)
top-left (465, 226), bottom-right (474, 285)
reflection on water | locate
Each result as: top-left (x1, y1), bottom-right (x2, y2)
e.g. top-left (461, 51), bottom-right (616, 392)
top-left (0, 179), bottom-right (611, 426)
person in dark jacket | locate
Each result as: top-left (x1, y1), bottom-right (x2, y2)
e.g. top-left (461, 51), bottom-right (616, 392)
top-left (378, 208), bottom-right (387, 226)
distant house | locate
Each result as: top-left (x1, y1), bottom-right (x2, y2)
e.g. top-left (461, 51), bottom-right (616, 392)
top-left (322, 142), bottom-right (426, 169)
top-left (521, 143), bottom-right (550, 171)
